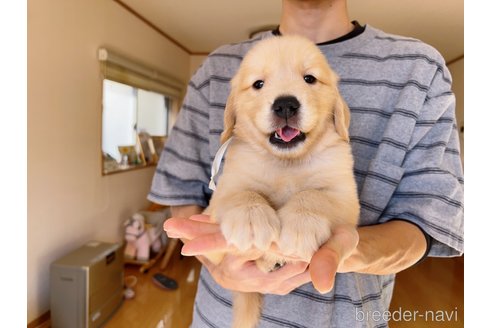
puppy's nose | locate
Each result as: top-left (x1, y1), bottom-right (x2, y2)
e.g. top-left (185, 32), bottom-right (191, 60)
top-left (272, 96), bottom-right (300, 119)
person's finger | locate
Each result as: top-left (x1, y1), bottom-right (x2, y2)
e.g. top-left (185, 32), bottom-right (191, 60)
top-left (310, 246), bottom-right (339, 294)
top-left (163, 217), bottom-right (220, 239)
top-left (327, 225), bottom-right (360, 261)
top-left (220, 258), bottom-right (260, 278)
top-left (309, 225), bottom-right (359, 294)
top-left (250, 262), bottom-right (309, 295)
top-left (276, 270), bottom-right (311, 295)
top-left (268, 261), bottom-right (309, 281)
top-left (195, 254), bottom-right (214, 269)
top-left (230, 249), bottom-right (264, 266)
top-left (189, 214), bottom-right (213, 222)
top-left (195, 255), bottom-right (213, 271)
top-left (181, 232), bottom-right (232, 255)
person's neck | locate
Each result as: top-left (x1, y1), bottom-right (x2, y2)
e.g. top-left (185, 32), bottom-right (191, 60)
top-left (279, 0), bottom-right (352, 44)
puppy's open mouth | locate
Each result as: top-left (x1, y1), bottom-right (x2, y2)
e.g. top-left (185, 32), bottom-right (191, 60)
top-left (269, 126), bottom-right (306, 148)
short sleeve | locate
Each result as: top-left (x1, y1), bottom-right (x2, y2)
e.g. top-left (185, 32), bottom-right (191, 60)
top-left (379, 66), bottom-right (464, 257)
top-left (148, 62), bottom-right (213, 208)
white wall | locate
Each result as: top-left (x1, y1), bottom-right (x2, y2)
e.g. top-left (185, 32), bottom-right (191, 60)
top-left (27, 0), bottom-right (189, 322)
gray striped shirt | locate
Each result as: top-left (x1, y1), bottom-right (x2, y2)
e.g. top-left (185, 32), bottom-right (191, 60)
top-left (149, 25), bottom-right (463, 328)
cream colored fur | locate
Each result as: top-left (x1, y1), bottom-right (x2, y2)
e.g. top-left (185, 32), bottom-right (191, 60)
top-left (206, 35), bottom-right (360, 328)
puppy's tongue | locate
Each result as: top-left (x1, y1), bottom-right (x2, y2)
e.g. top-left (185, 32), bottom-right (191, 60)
top-left (276, 126), bottom-right (301, 142)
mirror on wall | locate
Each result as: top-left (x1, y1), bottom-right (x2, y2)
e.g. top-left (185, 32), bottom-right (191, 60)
top-left (102, 79), bottom-right (172, 174)
top-left (98, 48), bottom-right (183, 175)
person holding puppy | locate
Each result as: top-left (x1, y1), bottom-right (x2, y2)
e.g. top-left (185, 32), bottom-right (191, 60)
top-left (149, 0), bottom-right (464, 326)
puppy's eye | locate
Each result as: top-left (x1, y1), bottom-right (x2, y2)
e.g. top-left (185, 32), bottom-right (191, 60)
top-left (304, 75), bottom-right (317, 84)
top-left (252, 80), bottom-right (264, 89)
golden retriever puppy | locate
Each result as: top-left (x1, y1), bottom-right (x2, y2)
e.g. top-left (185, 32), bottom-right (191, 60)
top-left (205, 35), bottom-right (360, 328)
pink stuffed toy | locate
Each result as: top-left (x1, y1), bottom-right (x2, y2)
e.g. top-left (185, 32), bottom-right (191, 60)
top-left (124, 213), bottom-right (162, 261)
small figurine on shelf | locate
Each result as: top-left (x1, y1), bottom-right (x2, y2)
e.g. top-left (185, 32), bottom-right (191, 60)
top-left (123, 213), bottom-right (162, 262)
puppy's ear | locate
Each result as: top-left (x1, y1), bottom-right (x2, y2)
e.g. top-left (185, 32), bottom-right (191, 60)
top-left (333, 93), bottom-right (351, 142)
top-left (221, 91), bottom-right (236, 144)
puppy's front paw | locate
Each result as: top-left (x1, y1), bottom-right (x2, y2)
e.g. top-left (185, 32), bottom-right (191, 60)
top-left (219, 203), bottom-right (280, 251)
top-left (256, 254), bottom-right (286, 273)
top-left (278, 209), bottom-right (332, 262)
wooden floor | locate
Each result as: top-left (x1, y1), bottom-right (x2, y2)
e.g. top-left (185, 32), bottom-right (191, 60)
top-left (105, 245), bottom-right (463, 328)
top-left (105, 248), bottom-right (201, 328)
top-left (389, 256), bottom-right (464, 327)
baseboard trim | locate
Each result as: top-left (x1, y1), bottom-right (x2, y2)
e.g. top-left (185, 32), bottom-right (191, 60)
top-left (27, 311), bottom-right (50, 328)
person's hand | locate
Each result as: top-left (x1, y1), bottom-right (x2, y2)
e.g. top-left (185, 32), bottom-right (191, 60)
top-left (309, 224), bottom-right (359, 293)
top-left (164, 215), bottom-right (359, 294)
top-left (164, 214), bottom-right (310, 295)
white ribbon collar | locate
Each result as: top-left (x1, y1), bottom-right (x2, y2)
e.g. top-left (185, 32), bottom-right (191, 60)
top-left (209, 137), bottom-right (233, 191)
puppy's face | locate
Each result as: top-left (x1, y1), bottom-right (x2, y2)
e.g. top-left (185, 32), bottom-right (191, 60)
top-left (222, 35), bottom-right (350, 159)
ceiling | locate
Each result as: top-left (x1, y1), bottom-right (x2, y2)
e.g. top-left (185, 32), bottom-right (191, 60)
top-left (117, 0), bottom-right (463, 63)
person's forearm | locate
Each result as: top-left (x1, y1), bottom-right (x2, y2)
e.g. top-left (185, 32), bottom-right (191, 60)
top-left (341, 220), bottom-right (427, 275)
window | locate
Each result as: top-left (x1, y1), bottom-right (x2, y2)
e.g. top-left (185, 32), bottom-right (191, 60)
top-left (98, 48), bottom-right (183, 174)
